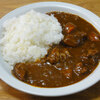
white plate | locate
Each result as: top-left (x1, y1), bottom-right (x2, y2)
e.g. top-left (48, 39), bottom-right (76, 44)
top-left (0, 2), bottom-right (100, 97)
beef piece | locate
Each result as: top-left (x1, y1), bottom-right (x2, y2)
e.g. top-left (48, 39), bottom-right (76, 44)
top-left (87, 49), bottom-right (99, 56)
top-left (47, 47), bottom-right (71, 64)
top-left (63, 31), bottom-right (87, 47)
top-left (60, 48), bottom-right (71, 62)
top-left (47, 47), bottom-right (60, 64)
top-left (64, 22), bottom-right (76, 34)
top-left (74, 62), bottom-right (87, 76)
top-left (88, 32), bottom-right (100, 41)
top-left (63, 34), bottom-right (80, 47)
top-left (81, 48), bottom-right (99, 66)
top-left (13, 63), bottom-right (26, 81)
top-left (61, 69), bottom-right (72, 79)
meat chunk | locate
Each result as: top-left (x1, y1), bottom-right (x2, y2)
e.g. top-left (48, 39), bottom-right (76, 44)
top-left (81, 48), bottom-right (99, 66)
top-left (88, 32), bottom-right (100, 41)
top-left (61, 69), bottom-right (72, 79)
top-left (60, 48), bottom-right (71, 62)
top-left (13, 63), bottom-right (26, 81)
top-left (64, 22), bottom-right (76, 34)
top-left (47, 47), bottom-right (71, 64)
top-left (47, 47), bottom-right (60, 64)
top-left (74, 62), bottom-right (87, 76)
top-left (63, 31), bottom-right (87, 47)
top-left (87, 49), bottom-right (99, 56)
top-left (63, 34), bottom-right (80, 47)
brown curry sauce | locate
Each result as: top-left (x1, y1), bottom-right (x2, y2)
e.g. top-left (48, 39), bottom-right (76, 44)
top-left (12, 12), bottom-right (100, 88)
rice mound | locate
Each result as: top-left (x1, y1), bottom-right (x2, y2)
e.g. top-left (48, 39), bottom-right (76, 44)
top-left (0, 10), bottom-right (63, 65)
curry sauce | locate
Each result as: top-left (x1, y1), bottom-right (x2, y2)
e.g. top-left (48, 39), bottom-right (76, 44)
top-left (13, 12), bottom-right (100, 88)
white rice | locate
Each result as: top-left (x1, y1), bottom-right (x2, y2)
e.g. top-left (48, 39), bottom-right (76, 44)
top-left (0, 10), bottom-right (63, 65)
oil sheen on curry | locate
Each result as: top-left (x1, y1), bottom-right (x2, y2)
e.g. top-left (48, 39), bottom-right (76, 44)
top-left (13, 12), bottom-right (100, 88)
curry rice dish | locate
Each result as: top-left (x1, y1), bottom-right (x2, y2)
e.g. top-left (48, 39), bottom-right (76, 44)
top-left (6, 12), bottom-right (100, 87)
